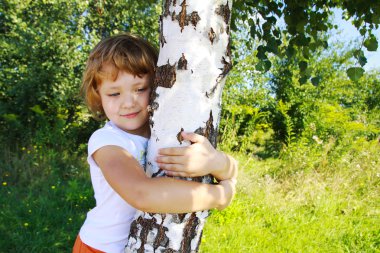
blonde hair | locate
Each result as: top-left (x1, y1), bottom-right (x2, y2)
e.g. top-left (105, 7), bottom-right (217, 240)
top-left (81, 33), bottom-right (158, 120)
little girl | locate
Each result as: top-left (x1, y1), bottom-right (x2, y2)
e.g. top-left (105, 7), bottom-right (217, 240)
top-left (73, 33), bottom-right (237, 253)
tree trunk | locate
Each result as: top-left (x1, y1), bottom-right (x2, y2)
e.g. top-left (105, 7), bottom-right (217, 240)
top-left (125, 0), bottom-right (232, 252)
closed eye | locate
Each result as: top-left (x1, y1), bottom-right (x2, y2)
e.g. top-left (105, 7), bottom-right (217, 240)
top-left (137, 88), bottom-right (148, 93)
top-left (108, 92), bottom-right (120, 97)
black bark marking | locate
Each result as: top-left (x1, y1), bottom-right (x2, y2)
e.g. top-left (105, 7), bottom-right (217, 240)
top-left (149, 118), bottom-right (154, 128)
top-left (177, 53), bottom-right (188, 70)
top-left (191, 176), bottom-right (203, 183)
top-left (147, 101), bottom-right (159, 113)
top-left (177, 128), bottom-right (184, 144)
top-left (163, 0), bottom-right (172, 17)
top-left (148, 89), bottom-right (158, 127)
top-left (171, 10), bottom-right (176, 21)
top-left (206, 83), bottom-right (218, 98)
top-left (163, 249), bottom-right (177, 253)
top-left (128, 218), bottom-right (139, 240)
top-left (155, 61), bottom-right (177, 88)
top-left (216, 1), bottom-right (231, 25)
top-left (190, 11), bottom-right (201, 28)
top-left (195, 230), bottom-right (203, 252)
top-left (173, 0), bottom-right (177, 6)
top-left (160, 15), bottom-right (167, 47)
top-left (152, 169), bottom-right (165, 178)
top-left (194, 111), bottom-right (217, 147)
top-left (219, 56), bottom-right (232, 79)
top-left (207, 44), bottom-right (233, 98)
top-left (153, 214), bottom-right (169, 250)
top-left (180, 213), bottom-right (200, 253)
top-left (208, 27), bottom-right (216, 44)
top-left (226, 39), bottom-right (232, 59)
top-left (132, 216), bottom-right (156, 253)
top-left (178, 213), bottom-right (187, 222)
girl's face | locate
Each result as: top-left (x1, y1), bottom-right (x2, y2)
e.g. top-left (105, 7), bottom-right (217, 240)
top-left (98, 66), bottom-right (151, 138)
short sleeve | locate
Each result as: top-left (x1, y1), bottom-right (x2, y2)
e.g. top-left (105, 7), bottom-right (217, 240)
top-left (88, 128), bottom-right (134, 158)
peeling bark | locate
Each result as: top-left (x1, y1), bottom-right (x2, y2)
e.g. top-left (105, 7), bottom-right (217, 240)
top-left (177, 53), bottom-right (188, 70)
top-left (215, 1), bottom-right (231, 25)
top-left (155, 61), bottom-right (177, 88)
top-left (189, 12), bottom-right (201, 28)
top-left (194, 111), bottom-right (217, 147)
top-left (174, 0), bottom-right (201, 32)
top-left (208, 27), bottom-right (216, 44)
top-left (178, 0), bottom-right (188, 32)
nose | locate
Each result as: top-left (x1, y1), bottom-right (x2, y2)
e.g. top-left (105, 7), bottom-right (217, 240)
top-left (121, 93), bottom-right (136, 109)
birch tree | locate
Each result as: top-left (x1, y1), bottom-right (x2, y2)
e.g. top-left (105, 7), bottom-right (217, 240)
top-left (125, 0), bottom-right (232, 252)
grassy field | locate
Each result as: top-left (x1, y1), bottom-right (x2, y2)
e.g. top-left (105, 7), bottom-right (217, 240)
top-left (0, 138), bottom-right (379, 252)
top-left (201, 139), bottom-right (380, 253)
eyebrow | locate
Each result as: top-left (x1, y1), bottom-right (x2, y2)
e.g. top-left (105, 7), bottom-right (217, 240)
top-left (107, 86), bottom-right (119, 90)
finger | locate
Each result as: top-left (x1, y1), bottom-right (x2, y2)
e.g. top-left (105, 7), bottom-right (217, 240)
top-left (157, 162), bottom-right (185, 172)
top-left (181, 132), bottom-right (205, 144)
top-left (156, 155), bottom-right (184, 165)
top-left (158, 146), bottom-right (187, 156)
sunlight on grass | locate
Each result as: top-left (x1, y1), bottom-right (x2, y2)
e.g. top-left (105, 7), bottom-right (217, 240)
top-left (201, 140), bottom-right (380, 253)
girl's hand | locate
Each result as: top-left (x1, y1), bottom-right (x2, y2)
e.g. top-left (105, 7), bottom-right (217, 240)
top-left (156, 132), bottom-right (237, 180)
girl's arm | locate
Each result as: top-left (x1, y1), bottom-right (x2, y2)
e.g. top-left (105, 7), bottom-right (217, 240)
top-left (93, 145), bottom-right (235, 214)
top-left (156, 132), bottom-right (238, 181)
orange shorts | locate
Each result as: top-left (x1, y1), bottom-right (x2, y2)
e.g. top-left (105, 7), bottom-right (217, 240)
top-left (72, 235), bottom-right (105, 253)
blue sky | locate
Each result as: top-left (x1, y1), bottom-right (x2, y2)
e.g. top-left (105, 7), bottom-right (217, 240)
top-left (332, 9), bottom-right (380, 71)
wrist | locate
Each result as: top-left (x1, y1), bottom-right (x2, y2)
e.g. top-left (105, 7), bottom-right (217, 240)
top-left (213, 151), bottom-right (230, 181)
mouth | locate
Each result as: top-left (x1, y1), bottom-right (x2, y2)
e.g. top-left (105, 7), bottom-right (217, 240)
top-left (121, 112), bottom-right (139, 119)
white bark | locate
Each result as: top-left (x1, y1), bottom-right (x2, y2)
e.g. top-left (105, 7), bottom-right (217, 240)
top-left (125, 0), bottom-right (232, 252)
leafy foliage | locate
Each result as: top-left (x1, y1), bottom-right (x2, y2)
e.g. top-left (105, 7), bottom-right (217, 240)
top-left (231, 0), bottom-right (380, 80)
top-left (0, 0), bottom-right (161, 151)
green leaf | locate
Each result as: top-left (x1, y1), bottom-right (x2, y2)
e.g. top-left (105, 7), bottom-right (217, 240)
top-left (250, 24), bottom-right (256, 38)
top-left (358, 55), bottom-right (367, 67)
top-left (299, 76), bottom-right (308, 84)
top-left (266, 37), bottom-right (279, 54)
top-left (30, 105), bottom-right (45, 115)
top-left (2, 113), bottom-right (18, 121)
top-left (256, 60), bottom-right (271, 72)
top-left (363, 35), bottom-right (378, 51)
top-left (346, 67), bottom-right (364, 81)
top-left (311, 76), bottom-right (321, 86)
top-left (354, 49), bottom-right (367, 67)
top-left (256, 45), bottom-right (267, 60)
top-left (286, 46), bottom-right (295, 58)
top-left (299, 61), bottom-right (308, 72)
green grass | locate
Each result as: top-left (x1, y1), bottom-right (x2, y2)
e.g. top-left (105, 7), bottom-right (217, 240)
top-left (0, 138), bottom-right (379, 252)
top-left (0, 148), bottom-right (93, 253)
top-left (201, 139), bottom-right (380, 253)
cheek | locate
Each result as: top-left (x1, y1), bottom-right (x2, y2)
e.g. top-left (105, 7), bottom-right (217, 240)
top-left (141, 93), bottom-right (150, 107)
top-left (101, 97), bottom-right (118, 112)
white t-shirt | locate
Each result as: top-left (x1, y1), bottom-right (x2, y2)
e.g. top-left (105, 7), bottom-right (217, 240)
top-left (79, 121), bottom-right (148, 253)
